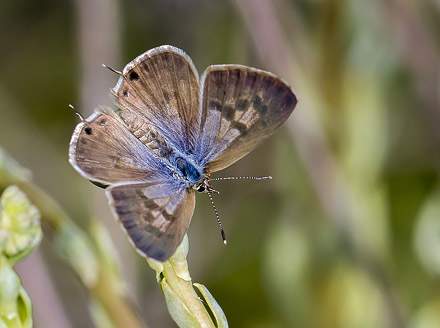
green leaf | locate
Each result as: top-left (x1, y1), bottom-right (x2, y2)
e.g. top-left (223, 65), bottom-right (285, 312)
top-left (193, 283), bottom-right (229, 328)
top-left (162, 279), bottom-right (203, 328)
top-left (0, 260), bottom-right (32, 328)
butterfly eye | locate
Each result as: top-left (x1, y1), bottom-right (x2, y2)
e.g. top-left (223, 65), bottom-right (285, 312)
top-left (197, 185), bottom-right (205, 192)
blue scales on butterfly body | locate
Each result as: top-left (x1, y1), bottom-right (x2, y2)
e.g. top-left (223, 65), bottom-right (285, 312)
top-left (118, 108), bottom-right (205, 188)
top-left (173, 156), bottom-right (203, 184)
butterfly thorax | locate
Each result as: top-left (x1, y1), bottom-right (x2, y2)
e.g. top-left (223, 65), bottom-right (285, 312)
top-left (171, 153), bottom-right (204, 186)
top-left (155, 143), bottom-right (204, 188)
top-left (150, 136), bottom-right (204, 187)
top-left (120, 110), bottom-right (204, 187)
top-left (170, 151), bottom-right (214, 193)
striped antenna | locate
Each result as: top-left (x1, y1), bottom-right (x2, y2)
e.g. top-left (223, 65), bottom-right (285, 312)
top-left (207, 192), bottom-right (227, 245)
top-left (102, 63), bottom-right (122, 75)
top-left (69, 104), bottom-right (84, 121)
top-left (206, 175), bottom-right (272, 244)
top-left (210, 176), bottom-right (272, 181)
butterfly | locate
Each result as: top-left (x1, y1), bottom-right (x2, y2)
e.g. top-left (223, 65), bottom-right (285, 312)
top-left (69, 45), bottom-right (297, 262)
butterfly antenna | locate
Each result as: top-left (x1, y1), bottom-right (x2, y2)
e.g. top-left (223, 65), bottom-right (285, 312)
top-left (210, 176), bottom-right (272, 181)
top-left (69, 104), bottom-right (84, 121)
top-left (101, 63), bottom-right (122, 75)
top-left (207, 192), bottom-right (227, 245)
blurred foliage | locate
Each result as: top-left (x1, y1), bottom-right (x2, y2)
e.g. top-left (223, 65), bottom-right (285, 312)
top-left (0, 0), bottom-right (440, 327)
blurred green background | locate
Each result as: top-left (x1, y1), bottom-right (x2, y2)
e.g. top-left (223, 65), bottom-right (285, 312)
top-left (1, 0), bottom-right (440, 327)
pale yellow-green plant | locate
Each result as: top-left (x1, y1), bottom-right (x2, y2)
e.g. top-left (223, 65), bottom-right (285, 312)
top-left (0, 185), bottom-right (42, 328)
top-left (147, 235), bottom-right (228, 328)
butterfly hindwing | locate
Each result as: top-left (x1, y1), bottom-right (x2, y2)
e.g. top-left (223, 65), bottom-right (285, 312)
top-left (106, 180), bottom-right (195, 262)
top-left (196, 65), bottom-right (297, 172)
top-left (111, 45), bottom-right (201, 154)
top-left (69, 111), bottom-right (170, 185)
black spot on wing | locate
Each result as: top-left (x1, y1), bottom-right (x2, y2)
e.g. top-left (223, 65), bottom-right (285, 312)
top-left (210, 101), bottom-right (221, 111)
top-left (129, 71), bottom-right (139, 81)
top-left (253, 95), bottom-right (268, 115)
top-left (236, 99), bottom-right (249, 111)
top-left (222, 105), bottom-right (234, 120)
top-left (232, 121), bottom-right (248, 136)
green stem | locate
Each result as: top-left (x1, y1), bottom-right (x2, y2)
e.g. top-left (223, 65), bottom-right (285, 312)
top-left (147, 235), bottom-right (228, 328)
top-left (162, 261), bottom-right (214, 326)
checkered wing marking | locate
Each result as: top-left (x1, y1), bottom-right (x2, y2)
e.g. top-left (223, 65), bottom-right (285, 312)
top-left (107, 180), bottom-right (195, 262)
top-left (196, 65), bottom-right (298, 172)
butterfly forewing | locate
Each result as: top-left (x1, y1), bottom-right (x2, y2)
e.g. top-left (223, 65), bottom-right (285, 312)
top-left (112, 45), bottom-right (200, 154)
top-left (106, 181), bottom-right (195, 262)
top-left (196, 65), bottom-right (297, 172)
top-left (69, 111), bottom-right (170, 185)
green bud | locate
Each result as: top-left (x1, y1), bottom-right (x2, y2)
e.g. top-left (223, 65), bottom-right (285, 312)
top-left (0, 258), bottom-right (33, 328)
top-left (0, 186), bottom-right (42, 266)
top-left (193, 283), bottom-right (228, 328)
top-left (161, 278), bottom-right (203, 328)
top-left (146, 235), bottom-right (228, 328)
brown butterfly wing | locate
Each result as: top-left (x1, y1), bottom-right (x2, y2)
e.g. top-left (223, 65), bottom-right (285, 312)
top-left (111, 45), bottom-right (200, 154)
top-left (195, 65), bottom-right (298, 172)
top-left (70, 110), bottom-right (194, 262)
top-left (69, 111), bottom-right (170, 185)
top-left (106, 180), bottom-right (195, 261)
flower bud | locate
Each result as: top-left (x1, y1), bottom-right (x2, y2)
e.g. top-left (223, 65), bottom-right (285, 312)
top-left (0, 185), bottom-right (42, 265)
